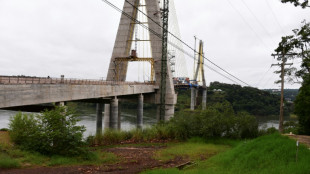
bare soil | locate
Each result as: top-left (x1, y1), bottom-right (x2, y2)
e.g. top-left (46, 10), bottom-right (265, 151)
top-left (286, 134), bottom-right (310, 147)
top-left (0, 145), bottom-right (188, 174)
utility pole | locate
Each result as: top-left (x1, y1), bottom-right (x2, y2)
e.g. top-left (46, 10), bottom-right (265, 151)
top-left (159, 0), bottom-right (169, 120)
top-left (271, 51), bottom-right (293, 133)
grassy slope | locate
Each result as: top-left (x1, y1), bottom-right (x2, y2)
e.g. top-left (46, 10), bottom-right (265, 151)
top-left (143, 134), bottom-right (310, 174)
top-left (0, 131), bottom-right (118, 169)
top-left (153, 140), bottom-right (231, 162)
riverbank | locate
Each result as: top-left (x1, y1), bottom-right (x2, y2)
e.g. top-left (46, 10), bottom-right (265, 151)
top-left (0, 130), bottom-right (233, 173)
top-left (1, 131), bottom-right (310, 174)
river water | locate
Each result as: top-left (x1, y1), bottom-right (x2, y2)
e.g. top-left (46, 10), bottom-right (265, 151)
top-left (0, 108), bottom-right (157, 138)
top-left (0, 108), bottom-right (294, 138)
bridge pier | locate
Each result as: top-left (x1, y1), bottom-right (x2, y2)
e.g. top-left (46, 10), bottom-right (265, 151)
top-left (118, 103), bottom-right (121, 130)
top-left (55, 101), bottom-right (66, 107)
top-left (110, 97), bottom-right (119, 129)
top-left (96, 103), bottom-right (103, 135)
top-left (202, 88), bottom-right (207, 110)
top-left (104, 104), bottom-right (110, 129)
top-left (137, 94), bottom-right (143, 129)
top-left (191, 88), bottom-right (196, 110)
top-left (156, 104), bottom-right (175, 122)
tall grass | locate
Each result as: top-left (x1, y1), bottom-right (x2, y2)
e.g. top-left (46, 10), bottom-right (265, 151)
top-left (154, 141), bottom-right (230, 162)
top-left (0, 154), bottom-right (20, 169)
top-left (143, 134), bottom-right (310, 174)
top-left (88, 124), bottom-right (175, 146)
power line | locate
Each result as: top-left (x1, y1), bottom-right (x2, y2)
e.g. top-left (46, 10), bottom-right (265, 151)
top-left (240, 0), bottom-right (274, 40)
top-left (101, 0), bottom-right (252, 87)
top-left (225, 0), bottom-right (272, 50)
top-left (256, 66), bottom-right (272, 87)
top-left (264, 0), bottom-right (286, 36)
top-left (125, 0), bottom-right (252, 86)
top-left (261, 66), bottom-right (280, 89)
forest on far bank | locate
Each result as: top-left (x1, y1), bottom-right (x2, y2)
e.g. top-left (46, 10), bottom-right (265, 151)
top-left (176, 82), bottom-right (299, 117)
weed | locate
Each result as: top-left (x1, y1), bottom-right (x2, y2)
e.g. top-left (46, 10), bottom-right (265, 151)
top-left (144, 134), bottom-right (310, 174)
top-left (153, 142), bottom-right (229, 162)
top-left (0, 154), bottom-right (20, 169)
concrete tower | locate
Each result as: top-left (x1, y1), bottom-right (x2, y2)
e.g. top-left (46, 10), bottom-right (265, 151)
top-left (106, 0), bottom-right (177, 121)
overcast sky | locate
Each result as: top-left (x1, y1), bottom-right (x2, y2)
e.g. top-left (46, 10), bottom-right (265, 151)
top-left (0, 0), bottom-right (309, 89)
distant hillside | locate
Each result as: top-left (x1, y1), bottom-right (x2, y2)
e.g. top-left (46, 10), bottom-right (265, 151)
top-left (264, 89), bottom-right (299, 102)
top-left (206, 82), bottom-right (282, 116)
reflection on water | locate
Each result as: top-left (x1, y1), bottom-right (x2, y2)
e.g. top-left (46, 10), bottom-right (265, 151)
top-left (256, 115), bottom-right (297, 130)
top-left (0, 110), bottom-right (15, 129)
top-left (0, 108), bottom-right (157, 137)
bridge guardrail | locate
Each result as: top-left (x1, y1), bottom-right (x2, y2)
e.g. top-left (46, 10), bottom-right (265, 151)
top-left (0, 76), bottom-right (155, 86)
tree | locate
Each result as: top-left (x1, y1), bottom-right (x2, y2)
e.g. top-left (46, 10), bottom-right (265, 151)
top-left (281, 0), bottom-right (309, 8)
top-left (294, 76), bottom-right (310, 135)
top-left (275, 2), bottom-right (309, 134)
top-left (274, 21), bottom-right (310, 84)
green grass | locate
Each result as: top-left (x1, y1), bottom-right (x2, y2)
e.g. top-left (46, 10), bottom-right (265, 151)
top-left (47, 152), bottom-right (118, 166)
top-left (0, 138), bottom-right (119, 169)
top-left (143, 134), bottom-right (310, 174)
top-left (0, 154), bottom-right (20, 169)
top-left (154, 138), bottom-right (231, 162)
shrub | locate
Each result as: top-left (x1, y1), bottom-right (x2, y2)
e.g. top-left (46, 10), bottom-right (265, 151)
top-left (0, 128), bottom-right (9, 131)
top-left (168, 101), bottom-right (258, 140)
top-left (9, 106), bottom-right (86, 156)
top-left (259, 127), bottom-right (278, 136)
top-left (283, 121), bottom-right (299, 134)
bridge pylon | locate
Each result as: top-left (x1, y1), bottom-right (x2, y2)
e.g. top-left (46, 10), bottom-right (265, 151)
top-left (191, 40), bottom-right (207, 110)
top-left (105, 0), bottom-right (177, 123)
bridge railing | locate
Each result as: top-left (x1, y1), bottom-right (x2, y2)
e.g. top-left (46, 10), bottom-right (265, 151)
top-left (0, 76), bottom-right (155, 86)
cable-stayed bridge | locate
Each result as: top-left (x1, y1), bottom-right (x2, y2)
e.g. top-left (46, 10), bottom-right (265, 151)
top-left (0, 0), bottom-right (250, 132)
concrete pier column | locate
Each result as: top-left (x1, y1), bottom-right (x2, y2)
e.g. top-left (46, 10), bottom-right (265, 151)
top-left (118, 103), bottom-right (121, 130)
top-left (156, 104), bottom-right (174, 122)
top-left (110, 97), bottom-right (119, 129)
top-left (137, 94), bottom-right (144, 129)
top-left (156, 105), bottom-right (161, 122)
top-left (191, 88), bottom-right (196, 110)
top-left (55, 101), bottom-right (66, 106)
top-left (165, 104), bottom-right (175, 121)
top-left (96, 103), bottom-right (103, 135)
top-left (104, 104), bottom-right (110, 129)
top-left (202, 89), bottom-right (207, 110)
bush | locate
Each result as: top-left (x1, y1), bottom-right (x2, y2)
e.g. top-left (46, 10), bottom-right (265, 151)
top-left (9, 106), bottom-right (86, 156)
top-left (0, 128), bottom-right (9, 131)
top-left (168, 101), bottom-right (258, 140)
top-left (283, 121), bottom-right (299, 134)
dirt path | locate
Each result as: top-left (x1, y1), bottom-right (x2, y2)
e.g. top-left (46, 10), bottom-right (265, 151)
top-left (1, 146), bottom-right (187, 174)
top-left (286, 134), bottom-right (310, 147)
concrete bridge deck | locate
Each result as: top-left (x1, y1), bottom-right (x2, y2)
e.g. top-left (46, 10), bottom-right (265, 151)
top-left (0, 76), bottom-right (158, 109)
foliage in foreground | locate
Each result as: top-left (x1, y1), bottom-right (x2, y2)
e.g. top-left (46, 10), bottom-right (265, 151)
top-left (9, 106), bottom-right (86, 156)
top-left (295, 76), bottom-right (310, 135)
top-left (0, 153), bottom-right (20, 169)
top-left (143, 133), bottom-right (310, 174)
top-left (0, 144), bottom-right (118, 169)
top-left (170, 101), bottom-right (258, 140)
top-left (281, 0), bottom-right (309, 8)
